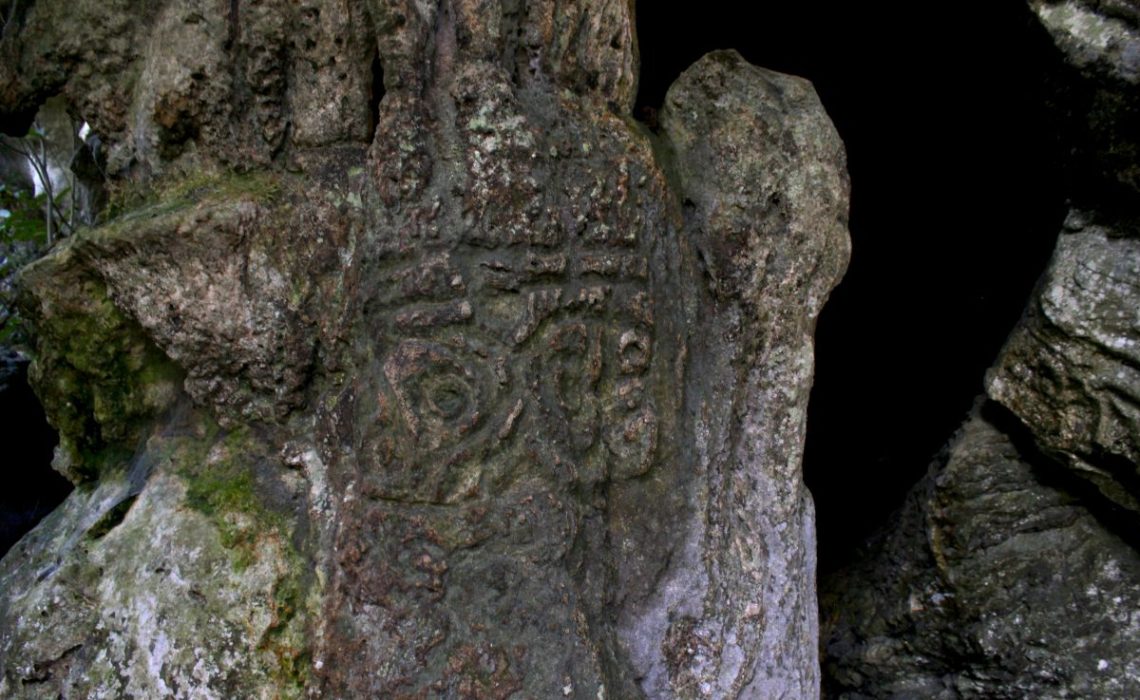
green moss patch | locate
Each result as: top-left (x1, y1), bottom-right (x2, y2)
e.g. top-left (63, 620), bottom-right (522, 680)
top-left (102, 170), bottom-right (282, 226)
top-left (23, 274), bottom-right (182, 483)
top-left (181, 431), bottom-right (277, 569)
top-left (174, 425), bottom-right (313, 695)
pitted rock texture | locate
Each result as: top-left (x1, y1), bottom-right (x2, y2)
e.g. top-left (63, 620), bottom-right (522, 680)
top-left (0, 2), bottom-right (849, 698)
top-left (0, 408), bottom-right (312, 699)
top-left (822, 405), bottom-right (1140, 699)
top-left (987, 212), bottom-right (1140, 515)
top-left (623, 49), bottom-right (849, 699)
top-left (985, 0), bottom-right (1140, 520)
top-left (1032, 0), bottom-right (1140, 84)
top-left (0, 0), bottom-right (377, 174)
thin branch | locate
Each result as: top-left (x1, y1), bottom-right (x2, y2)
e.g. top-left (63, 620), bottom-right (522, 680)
top-left (1, 1), bottom-right (19, 39)
top-left (1, 120), bottom-right (83, 241)
top-left (66, 119), bottom-right (78, 230)
top-left (38, 135), bottom-right (52, 245)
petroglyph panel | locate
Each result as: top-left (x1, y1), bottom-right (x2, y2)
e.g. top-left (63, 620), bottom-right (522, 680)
top-left (360, 230), bottom-right (662, 505)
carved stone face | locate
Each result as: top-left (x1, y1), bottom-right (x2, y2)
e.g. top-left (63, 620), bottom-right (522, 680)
top-left (359, 220), bottom-right (661, 504)
top-left (315, 40), bottom-right (682, 690)
top-left (0, 1), bottom-right (847, 697)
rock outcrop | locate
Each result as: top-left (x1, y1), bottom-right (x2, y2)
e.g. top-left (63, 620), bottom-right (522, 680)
top-left (1028, 0), bottom-right (1140, 209)
top-left (0, 2), bottom-right (849, 697)
top-left (987, 212), bottom-right (1140, 516)
top-left (823, 404), bottom-right (1140, 698)
top-left (822, 2), bottom-right (1140, 697)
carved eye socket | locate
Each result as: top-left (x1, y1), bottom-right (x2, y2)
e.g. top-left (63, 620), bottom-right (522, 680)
top-left (384, 340), bottom-right (487, 451)
top-left (542, 323), bottom-right (602, 413)
top-left (422, 374), bottom-right (472, 420)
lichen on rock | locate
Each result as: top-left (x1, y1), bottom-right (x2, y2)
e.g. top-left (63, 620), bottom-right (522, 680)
top-left (0, 1), bottom-right (850, 697)
top-left (0, 407), bottom-right (312, 699)
top-left (17, 255), bottom-right (182, 484)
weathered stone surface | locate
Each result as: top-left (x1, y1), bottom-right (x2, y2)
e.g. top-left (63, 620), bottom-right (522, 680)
top-left (616, 49), bottom-right (848, 699)
top-left (822, 404), bottom-right (1140, 699)
top-left (0, 407), bottom-right (311, 699)
top-left (1029, 0), bottom-right (1140, 207)
top-left (0, 0), bottom-right (377, 175)
top-left (986, 212), bottom-right (1140, 514)
top-left (0, 2), bottom-right (848, 698)
top-left (1032, 0), bottom-right (1140, 84)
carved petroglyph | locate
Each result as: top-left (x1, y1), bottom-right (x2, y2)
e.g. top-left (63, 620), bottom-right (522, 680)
top-left (370, 242), bottom-right (661, 498)
top-left (321, 61), bottom-right (673, 690)
top-left (0, 0), bottom-right (848, 697)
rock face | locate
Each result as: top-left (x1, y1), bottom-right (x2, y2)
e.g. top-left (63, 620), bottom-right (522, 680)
top-left (644, 52), bottom-right (848, 699)
top-left (822, 2), bottom-right (1140, 697)
top-left (987, 213), bottom-right (1140, 515)
top-left (823, 404), bottom-right (1140, 698)
top-left (1027, 0), bottom-right (1140, 208)
top-left (987, 0), bottom-right (1140, 511)
top-left (0, 2), bottom-right (849, 698)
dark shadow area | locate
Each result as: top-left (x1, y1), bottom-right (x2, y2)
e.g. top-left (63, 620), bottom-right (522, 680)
top-left (636, 1), bottom-right (1067, 571)
top-left (0, 351), bottom-right (69, 558)
top-left (369, 51), bottom-right (386, 136)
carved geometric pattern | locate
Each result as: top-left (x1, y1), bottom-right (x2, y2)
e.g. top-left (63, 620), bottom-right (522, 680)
top-left (363, 232), bottom-right (661, 502)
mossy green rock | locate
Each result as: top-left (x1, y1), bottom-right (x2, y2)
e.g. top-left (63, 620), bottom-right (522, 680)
top-left (19, 254), bottom-right (181, 484)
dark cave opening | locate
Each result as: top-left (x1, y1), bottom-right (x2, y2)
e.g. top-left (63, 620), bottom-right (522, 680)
top-left (0, 352), bottom-right (69, 558)
top-left (635, 1), bottom-right (1067, 571)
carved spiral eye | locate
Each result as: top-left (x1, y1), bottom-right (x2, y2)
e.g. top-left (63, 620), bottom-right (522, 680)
top-left (422, 374), bottom-right (473, 420)
top-left (384, 340), bottom-right (487, 452)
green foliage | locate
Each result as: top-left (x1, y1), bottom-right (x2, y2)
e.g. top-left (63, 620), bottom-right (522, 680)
top-left (0, 183), bottom-right (48, 244)
top-left (0, 123), bottom-right (76, 242)
top-left (0, 181), bottom-right (46, 347)
top-left (0, 117), bottom-right (81, 347)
